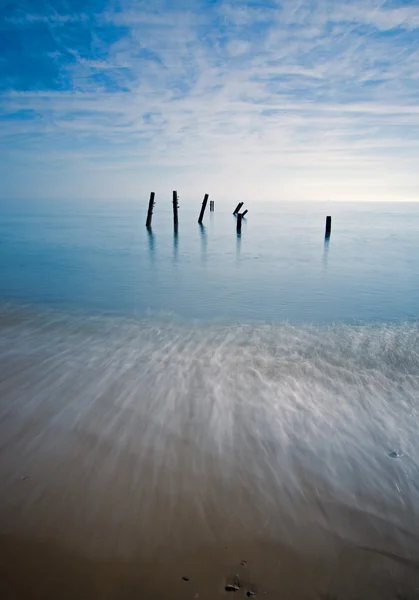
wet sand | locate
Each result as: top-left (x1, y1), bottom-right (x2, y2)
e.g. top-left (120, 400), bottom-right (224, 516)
top-left (0, 310), bottom-right (418, 598)
top-left (1, 532), bottom-right (418, 600)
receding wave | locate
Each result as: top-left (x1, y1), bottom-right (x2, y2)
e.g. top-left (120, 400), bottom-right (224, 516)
top-left (0, 307), bottom-right (418, 598)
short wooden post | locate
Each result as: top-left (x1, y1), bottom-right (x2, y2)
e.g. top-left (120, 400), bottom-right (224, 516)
top-left (236, 212), bottom-right (243, 233)
top-left (173, 191), bottom-right (179, 228)
top-left (146, 192), bottom-right (155, 228)
top-left (242, 209), bottom-right (248, 217)
top-left (198, 194), bottom-right (209, 224)
top-left (233, 202), bottom-right (244, 215)
top-left (325, 216), bottom-right (332, 238)
top-left (210, 200), bottom-right (214, 212)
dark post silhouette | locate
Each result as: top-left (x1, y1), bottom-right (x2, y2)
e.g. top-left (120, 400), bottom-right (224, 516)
top-left (233, 202), bottom-right (244, 215)
top-left (198, 194), bottom-right (209, 224)
top-left (242, 209), bottom-right (248, 217)
top-left (325, 216), bottom-right (332, 238)
top-left (146, 192), bottom-right (155, 228)
top-left (237, 212), bottom-right (243, 234)
top-left (210, 200), bottom-right (214, 211)
top-left (173, 191), bottom-right (179, 228)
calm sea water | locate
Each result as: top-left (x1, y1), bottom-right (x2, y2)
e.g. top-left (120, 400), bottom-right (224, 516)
top-left (1, 199), bottom-right (419, 322)
top-left (1, 200), bottom-right (419, 597)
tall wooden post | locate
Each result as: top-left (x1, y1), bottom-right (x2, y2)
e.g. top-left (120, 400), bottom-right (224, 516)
top-left (237, 213), bottom-right (243, 234)
top-left (233, 202), bottom-right (244, 215)
top-left (146, 192), bottom-right (155, 228)
top-left (173, 191), bottom-right (179, 228)
top-left (198, 194), bottom-right (209, 224)
top-left (325, 216), bottom-right (332, 239)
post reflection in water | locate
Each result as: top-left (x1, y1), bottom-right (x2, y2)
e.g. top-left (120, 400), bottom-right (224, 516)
top-left (210, 210), bottom-right (215, 227)
top-left (199, 224), bottom-right (207, 263)
top-left (236, 230), bottom-right (242, 260)
top-left (147, 226), bottom-right (155, 262)
top-left (323, 237), bottom-right (330, 269)
top-left (173, 226), bottom-right (179, 263)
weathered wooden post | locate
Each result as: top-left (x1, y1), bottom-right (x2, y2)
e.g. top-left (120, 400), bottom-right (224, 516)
top-left (173, 191), bottom-right (179, 229)
top-left (325, 216), bottom-right (332, 239)
top-left (146, 192), bottom-right (155, 228)
top-left (233, 202), bottom-right (244, 215)
top-left (210, 200), bottom-right (214, 212)
top-left (236, 212), bottom-right (243, 234)
top-left (242, 209), bottom-right (248, 217)
top-left (198, 194), bottom-right (209, 224)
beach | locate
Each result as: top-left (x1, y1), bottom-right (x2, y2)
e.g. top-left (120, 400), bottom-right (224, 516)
top-left (3, 0), bottom-right (419, 590)
top-left (0, 308), bottom-right (418, 598)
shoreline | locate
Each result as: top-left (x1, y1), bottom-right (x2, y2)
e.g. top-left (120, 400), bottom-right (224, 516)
top-left (0, 309), bottom-right (418, 598)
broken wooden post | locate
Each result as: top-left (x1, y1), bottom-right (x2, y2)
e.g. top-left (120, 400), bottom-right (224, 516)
top-left (325, 216), bottom-right (332, 239)
top-left (242, 209), bottom-right (248, 217)
top-left (146, 192), bottom-right (155, 228)
top-left (198, 193), bottom-right (209, 224)
top-left (173, 191), bottom-right (179, 228)
top-left (233, 202), bottom-right (244, 215)
top-left (236, 212), bottom-right (243, 234)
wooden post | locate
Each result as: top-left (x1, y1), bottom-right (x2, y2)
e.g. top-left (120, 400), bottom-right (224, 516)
top-left (237, 212), bottom-right (243, 234)
top-left (325, 215), bottom-right (332, 238)
top-left (242, 209), bottom-right (248, 217)
top-left (146, 192), bottom-right (155, 228)
top-left (198, 194), bottom-right (209, 224)
top-left (210, 200), bottom-right (214, 212)
top-left (173, 191), bottom-right (179, 228)
top-left (233, 202), bottom-right (244, 215)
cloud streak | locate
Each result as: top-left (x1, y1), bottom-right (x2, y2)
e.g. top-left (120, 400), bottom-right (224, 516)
top-left (1, 0), bottom-right (419, 200)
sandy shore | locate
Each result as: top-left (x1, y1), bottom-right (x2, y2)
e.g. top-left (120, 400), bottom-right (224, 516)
top-left (1, 415), bottom-right (418, 599)
top-left (0, 311), bottom-right (418, 598)
top-left (1, 529), bottom-right (418, 599)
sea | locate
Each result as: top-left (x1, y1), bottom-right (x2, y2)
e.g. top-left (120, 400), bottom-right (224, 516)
top-left (0, 199), bottom-right (418, 599)
top-left (1, 199), bottom-right (419, 321)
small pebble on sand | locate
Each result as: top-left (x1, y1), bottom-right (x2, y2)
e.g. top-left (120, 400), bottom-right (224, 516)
top-left (181, 577), bottom-right (189, 582)
top-left (225, 584), bottom-right (240, 592)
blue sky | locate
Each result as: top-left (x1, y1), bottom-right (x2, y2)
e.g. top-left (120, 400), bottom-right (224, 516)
top-left (1, 0), bottom-right (419, 201)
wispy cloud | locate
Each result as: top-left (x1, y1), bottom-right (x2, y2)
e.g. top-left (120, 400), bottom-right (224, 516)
top-left (1, 0), bottom-right (419, 200)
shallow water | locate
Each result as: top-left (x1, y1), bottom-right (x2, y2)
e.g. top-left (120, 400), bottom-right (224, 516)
top-left (0, 200), bottom-right (419, 598)
top-left (1, 199), bottom-right (419, 322)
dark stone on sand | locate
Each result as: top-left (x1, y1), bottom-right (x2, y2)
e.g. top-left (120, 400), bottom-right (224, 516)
top-left (181, 577), bottom-right (189, 582)
top-left (240, 560), bottom-right (247, 566)
top-left (246, 592), bottom-right (255, 597)
top-left (225, 584), bottom-right (240, 592)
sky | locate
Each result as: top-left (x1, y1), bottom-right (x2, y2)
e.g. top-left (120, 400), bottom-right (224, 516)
top-left (1, 0), bottom-right (419, 202)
